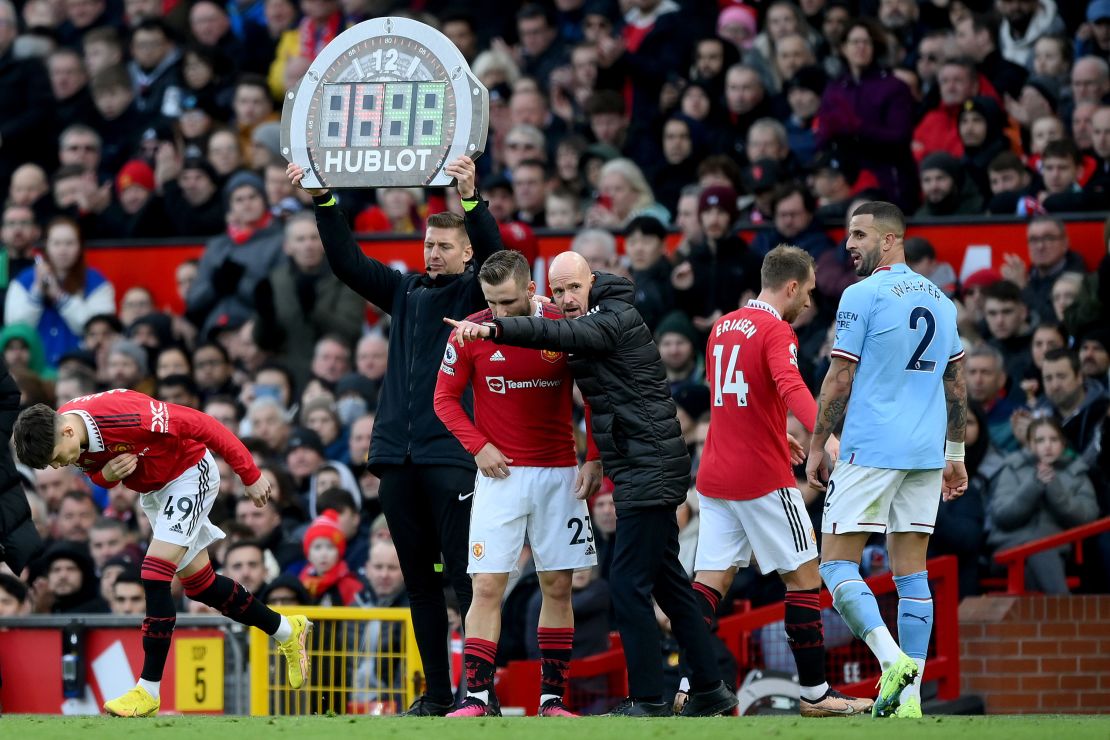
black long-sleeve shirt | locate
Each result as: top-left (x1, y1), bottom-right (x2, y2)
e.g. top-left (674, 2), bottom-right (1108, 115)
top-left (313, 194), bottom-right (502, 472)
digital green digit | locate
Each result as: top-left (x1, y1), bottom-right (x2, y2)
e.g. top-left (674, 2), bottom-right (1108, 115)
top-left (416, 82), bottom-right (446, 146)
top-left (381, 82), bottom-right (414, 146)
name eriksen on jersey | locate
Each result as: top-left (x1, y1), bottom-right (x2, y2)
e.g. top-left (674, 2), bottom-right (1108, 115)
top-left (716, 318), bottom-right (757, 338)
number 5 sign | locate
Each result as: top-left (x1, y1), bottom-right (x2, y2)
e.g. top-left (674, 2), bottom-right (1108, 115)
top-left (281, 16), bottom-right (489, 189)
top-left (175, 637), bottom-right (224, 712)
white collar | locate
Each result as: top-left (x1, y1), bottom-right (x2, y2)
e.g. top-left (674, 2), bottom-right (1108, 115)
top-left (67, 409), bottom-right (105, 453)
top-left (746, 299), bottom-right (782, 320)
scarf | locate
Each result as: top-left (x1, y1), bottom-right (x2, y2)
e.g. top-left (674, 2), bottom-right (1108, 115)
top-left (300, 12), bottom-right (341, 60)
top-left (226, 211), bottom-right (274, 245)
top-left (300, 559), bottom-right (360, 604)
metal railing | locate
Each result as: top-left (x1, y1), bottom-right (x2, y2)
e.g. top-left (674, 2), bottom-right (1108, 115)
top-left (990, 516), bottom-right (1110, 595)
top-left (247, 606), bottom-right (422, 716)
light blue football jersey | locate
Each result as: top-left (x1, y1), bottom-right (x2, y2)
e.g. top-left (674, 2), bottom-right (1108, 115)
top-left (831, 263), bottom-right (964, 470)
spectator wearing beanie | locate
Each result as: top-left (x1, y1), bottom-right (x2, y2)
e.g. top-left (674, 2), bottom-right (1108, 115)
top-left (959, 267), bottom-right (1004, 334)
top-left (916, 151), bottom-right (984, 217)
top-left (99, 159), bottom-right (169, 238)
top-left (160, 158), bottom-right (226, 237)
top-left (185, 171), bottom-right (284, 336)
top-left (299, 509), bottom-right (363, 606)
top-left (717, 5), bottom-right (758, 52)
top-left (959, 96), bottom-right (1013, 201)
top-left (673, 185), bottom-right (762, 339)
top-left (655, 310), bottom-right (704, 396)
top-left (739, 158), bottom-right (784, 224)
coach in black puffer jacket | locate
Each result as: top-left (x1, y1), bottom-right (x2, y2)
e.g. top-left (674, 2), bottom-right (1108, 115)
top-left (480, 253), bottom-right (731, 714)
top-left (491, 272), bottom-right (690, 509)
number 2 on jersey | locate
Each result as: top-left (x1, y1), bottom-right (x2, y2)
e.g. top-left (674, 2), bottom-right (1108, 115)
top-left (712, 344), bottom-right (749, 406)
top-left (906, 307), bottom-right (937, 372)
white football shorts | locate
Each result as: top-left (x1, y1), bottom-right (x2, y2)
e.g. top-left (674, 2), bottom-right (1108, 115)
top-left (694, 488), bottom-right (818, 576)
top-left (821, 459), bottom-right (942, 535)
top-left (468, 465), bottom-right (597, 574)
top-left (139, 450), bottom-right (225, 570)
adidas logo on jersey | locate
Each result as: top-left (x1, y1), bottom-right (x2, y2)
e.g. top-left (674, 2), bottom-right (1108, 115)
top-left (490, 351), bottom-right (506, 362)
top-left (169, 523), bottom-right (184, 534)
top-left (584, 544), bottom-right (595, 556)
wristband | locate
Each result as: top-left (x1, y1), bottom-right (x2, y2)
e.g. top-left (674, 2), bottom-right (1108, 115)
top-left (944, 440), bottom-right (965, 462)
top-left (317, 195), bottom-right (337, 207)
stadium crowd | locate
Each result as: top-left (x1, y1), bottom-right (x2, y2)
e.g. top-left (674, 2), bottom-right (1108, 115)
top-left (1, 0), bottom-right (1110, 700)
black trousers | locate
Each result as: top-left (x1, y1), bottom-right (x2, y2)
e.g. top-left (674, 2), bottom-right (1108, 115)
top-left (610, 505), bottom-right (720, 701)
top-left (377, 462), bottom-right (474, 701)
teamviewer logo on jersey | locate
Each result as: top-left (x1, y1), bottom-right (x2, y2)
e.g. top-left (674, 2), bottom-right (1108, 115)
top-left (486, 376), bottom-right (506, 394)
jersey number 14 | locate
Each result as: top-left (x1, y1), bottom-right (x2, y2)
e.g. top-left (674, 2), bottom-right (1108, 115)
top-left (712, 344), bottom-right (749, 407)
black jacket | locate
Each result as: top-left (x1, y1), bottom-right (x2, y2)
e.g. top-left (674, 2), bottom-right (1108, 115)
top-left (0, 50), bottom-right (52, 192)
top-left (630, 256), bottom-right (675, 333)
top-left (313, 194), bottom-right (502, 473)
top-left (0, 356), bottom-right (41, 573)
top-left (492, 273), bottom-right (690, 510)
top-left (675, 234), bottom-right (763, 324)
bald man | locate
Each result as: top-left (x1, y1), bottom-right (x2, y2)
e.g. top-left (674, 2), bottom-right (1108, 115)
top-left (448, 251), bottom-right (737, 717)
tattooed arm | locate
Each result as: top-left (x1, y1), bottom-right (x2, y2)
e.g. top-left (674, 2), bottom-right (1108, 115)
top-left (942, 358), bottom-right (967, 443)
top-left (942, 357), bottom-right (969, 501)
top-left (806, 356), bottom-right (857, 489)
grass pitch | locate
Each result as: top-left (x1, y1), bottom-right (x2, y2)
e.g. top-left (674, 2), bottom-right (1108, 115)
top-left (4, 714), bottom-right (1110, 740)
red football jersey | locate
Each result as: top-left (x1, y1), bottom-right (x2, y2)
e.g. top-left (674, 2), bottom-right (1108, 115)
top-left (58, 389), bottom-right (261, 493)
top-left (696, 301), bottom-right (817, 501)
top-left (434, 303), bottom-right (579, 467)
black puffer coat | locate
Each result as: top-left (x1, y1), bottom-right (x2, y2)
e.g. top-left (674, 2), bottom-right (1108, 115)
top-left (0, 356), bottom-right (41, 573)
top-left (493, 273), bottom-right (689, 510)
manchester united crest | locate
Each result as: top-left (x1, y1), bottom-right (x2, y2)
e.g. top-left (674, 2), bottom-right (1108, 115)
top-left (112, 443), bottom-right (133, 453)
top-left (540, 350), bottom-right (562, 364)
top-left (471, 541), bottom-right (485, 560)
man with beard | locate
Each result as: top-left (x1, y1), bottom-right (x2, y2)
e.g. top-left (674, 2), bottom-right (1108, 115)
top-left (915, 152), bottom-right (984, 217)
top-left (1040, 349), bottom-right (1109, 465)
top-left (807, 201), bottom-right (967, 719)
top-left (997, 0), bottom-right (1065, 67)
top-left (0, 204), bottom-right (39, 323)
top-left (161, 158), bottom-right (225, 237)
top-left (1078, 330), bottom-right (1110, 389)
top-left (879, 0), bottom-right (924, 65)
top-left (39, 542), bottom-right (109, 613)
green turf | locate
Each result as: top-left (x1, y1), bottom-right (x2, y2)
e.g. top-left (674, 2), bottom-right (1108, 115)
top-left (4, 715), bottom-right (1110, 740)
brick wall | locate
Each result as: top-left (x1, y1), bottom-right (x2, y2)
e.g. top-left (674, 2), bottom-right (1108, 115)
top-left (959, 595), bottom-right (1110, 713)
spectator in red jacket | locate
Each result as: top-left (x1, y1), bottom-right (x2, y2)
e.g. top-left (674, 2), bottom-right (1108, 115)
top-left (912, 57), bottom-right (980, 162)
